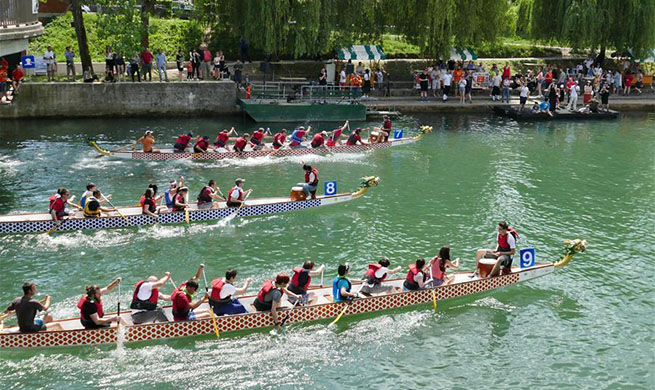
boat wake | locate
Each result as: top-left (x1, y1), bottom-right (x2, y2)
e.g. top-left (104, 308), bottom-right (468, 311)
top-left (466, 297), bottom-right (516, 312)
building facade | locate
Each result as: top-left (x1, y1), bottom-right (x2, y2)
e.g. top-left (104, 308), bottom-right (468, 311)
top-left (0, 0), bottom-right (44, 61)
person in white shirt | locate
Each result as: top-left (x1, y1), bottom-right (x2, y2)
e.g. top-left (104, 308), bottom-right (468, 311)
top-left (475, 221), bottom-right (517, 278)
top-left (519, 83), bottom-right (530, 111)
top-left (208, 269), bottom-right (253, 315)
top-left (130, 272), bottom-right (172, 324)
top-left (43, 46), bottom-right (56, 82)
top-left (430, 67), bottom-right (441, 97)
top-left (360, 258), bottom-right (402, 296)
top-left (402, 258), bottom-right (428, 291)
top-left (491, 74), bottom-right (502, 101)
top-left (339, 68), bottom-right (347, 89)
top-left (566, 81), bottom-right (579, 110)
top-left (442, 71), bottom-right (453, 102)
top-left (375, 69), bottom-right (384, 90)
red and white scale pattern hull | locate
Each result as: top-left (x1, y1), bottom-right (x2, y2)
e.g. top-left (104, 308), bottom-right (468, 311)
top-left (0, 264), bottom-right (555, 349)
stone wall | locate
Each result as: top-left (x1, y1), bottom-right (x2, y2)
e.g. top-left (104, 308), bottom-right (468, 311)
top-left (0, 81), bottom-right (238, 118)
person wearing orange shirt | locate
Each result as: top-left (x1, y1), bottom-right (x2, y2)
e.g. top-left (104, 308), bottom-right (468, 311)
top-left (135, 130), bottom-right (156, 153)
top-left (453, 67), bottom-right (463, 97)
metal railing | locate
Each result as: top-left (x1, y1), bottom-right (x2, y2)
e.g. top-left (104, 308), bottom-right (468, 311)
top-left (300, 85), bottom-right (362, 102)
top-left (1, 0), bottom-right (40, 27)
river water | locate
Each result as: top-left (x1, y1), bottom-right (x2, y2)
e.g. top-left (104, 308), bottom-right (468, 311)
top-left (0, 112), bottom-right (653, 389)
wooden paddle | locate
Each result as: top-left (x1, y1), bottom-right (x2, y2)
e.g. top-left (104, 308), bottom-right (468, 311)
top-left (184, 192), bottom-right (190, 224)
top-left (432, 289), bottom-right (437, 312)
top-left (116, 278), bottom-right (122, 336)
top-left (280, 298), bottom-right (301, 328)
top-left (223, 190), bottom-right (252, 223)
top-left (102, 194), bottom-right (130, 225)
top-left (45, 223), bottom-right (59, 235)
top-left (330, 301), bottom-right (351, 325)
top-left (202, 268), bottom-right (221, 339)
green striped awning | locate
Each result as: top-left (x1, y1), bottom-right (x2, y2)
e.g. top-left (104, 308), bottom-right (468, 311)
top-left (338, 45), bottom-right (386, 60)
top-left (449, 48), bottom-right (478, 61)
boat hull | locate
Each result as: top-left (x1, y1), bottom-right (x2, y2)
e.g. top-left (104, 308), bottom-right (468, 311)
top-left (492, 105), bottom-right (619, 121)
top-left (0, 264), bottom-right (554, 349)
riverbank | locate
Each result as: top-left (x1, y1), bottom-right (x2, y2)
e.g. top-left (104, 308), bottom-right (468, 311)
top-left (0, 81), bottom-right (652, 119)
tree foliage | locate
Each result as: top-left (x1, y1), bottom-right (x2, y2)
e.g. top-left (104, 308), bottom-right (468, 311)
top-left (517, 0), bottom-right (655, 55)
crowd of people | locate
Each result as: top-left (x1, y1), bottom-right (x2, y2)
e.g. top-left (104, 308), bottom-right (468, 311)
top-left (2, 221), bottom-right (517, 333)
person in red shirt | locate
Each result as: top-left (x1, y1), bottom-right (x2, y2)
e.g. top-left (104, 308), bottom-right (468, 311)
top-left (233, 133), bottom-right (250, 153)
top-left (174, 132), bottom-right (193, 153)
top-left (310, 131), bottom-right (328, 148)
top-left (11, 64), bottom-right (24, 90)
top-left (193, 136), bottom-right (213, 153)
top-left (272, 129), bottom-right (287, 150)
top-left (250, 128), bottom-right (266, 150)
top-left (171, 265), bottom-right (209, 321)
top-left (140, 48), bottom-right (154, 81)
top-left (213, 127), bottom-right (235, 150)
top-left (346, 128), bottom-right (365, 146)
top-left (49, 188), bottom-right (82, 226)
top-left (326, 121), bottom-right (348, 147)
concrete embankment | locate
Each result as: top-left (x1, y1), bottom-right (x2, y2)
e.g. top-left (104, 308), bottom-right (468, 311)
top-left (0, 81), bottom-right (238, 119)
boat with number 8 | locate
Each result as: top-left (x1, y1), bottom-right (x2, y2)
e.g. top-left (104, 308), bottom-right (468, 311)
top-left (0, 177), bottom-right (380, 235)
top-left (87, 126), bottom-right (432, 161)
top-left (0, 240), bottom-right (587, 349)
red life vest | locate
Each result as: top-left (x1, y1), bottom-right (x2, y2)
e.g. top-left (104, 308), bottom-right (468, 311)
top-left (290, 267), bottom-right (311, 291)
top-left (130, 280), bottom-right (159, 310)
top-left (176, 134), bottom-right (191, 148)
top-left (215, 132), bottom-right (229, 146)
top-left (304, 168), bottom-right (319, 186)
top-left (209, 278), bottom-right (227, 302)
top-left (327, 129), bottom-right (343, 147)
top-left (383, 118), bottom-right (392, 130)
top-left (171, 282), bottom-right (191, 319)
top-left (310, 133), bottom-right (324, 148)
top-left (497, 228), bottom-right (518, 251)
top-left (273, 133), bottom-right (286, 149)
top-left (197, 186), bottom-right (214, 204)
top-left (365, 264), bottom-right (387, 284)
top-left (234, 137), bottom-right (247, 151)
top-left (290, 129), bottom-right (306, 146)
top-left (77, 296), bottom-right (104, 321)
top-left (48, 194), bottom-right (65, 215)
top-left (195, 137), bottom-right (209, 151)
top-left (251, 131), bottom-right (265, 145)
top-left (228, 186), bottom-right (244, 202)
top-left (405, 264), bottom-right (422, 284)
top-left (143, 197), bottom-right (157, 213)
top-left (256, 280), bottom-right (283, 304)
top-left (346, 132), bottom-right (361, 146)
top-left (173, 193), bottom-right (186, 211)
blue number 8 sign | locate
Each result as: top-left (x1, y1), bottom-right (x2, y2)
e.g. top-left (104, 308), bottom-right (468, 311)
top-left (393, 129), bottom-right (404, 139)
top-left (520, 248), bottom-right (535, 269)
top-left (324, 181), bottom-right (337, 196)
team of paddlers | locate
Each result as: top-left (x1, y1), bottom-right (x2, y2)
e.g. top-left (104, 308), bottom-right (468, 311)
top-left (3, 222), bottom-right (519, 333)
top-left (131, 118), bottom-right (394, 154)
top-left (47, 163), bottom-right (321, 224)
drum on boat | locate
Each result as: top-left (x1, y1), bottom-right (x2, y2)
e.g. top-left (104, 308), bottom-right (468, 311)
top-left (290, 186), bottom-right (306, 201)
top-left (478, 258), bottom-right (498, 278)
top-left (369, 131), bottom-right (382, 143)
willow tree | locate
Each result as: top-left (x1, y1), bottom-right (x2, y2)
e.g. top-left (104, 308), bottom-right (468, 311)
top-left (519, 0), bottom-right (655, 57)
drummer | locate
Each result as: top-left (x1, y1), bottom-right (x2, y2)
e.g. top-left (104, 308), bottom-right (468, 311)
top-left (3, 282), bottom-right (62, 332)
top-left (359, 257), bottom-right (402, 296)
top-left (381, 115), bottom-right (392, 141)
top-left (475, 221), bottom-right (517, 278)
top-left (302, 164), bottom-right (319, 199)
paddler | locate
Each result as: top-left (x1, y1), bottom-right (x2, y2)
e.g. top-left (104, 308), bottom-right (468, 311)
top-left (130, 272), bottom-right (172, 324)
top-left (208, 269), bottom-right (253, 316)
top-left (287, 261), bottom-right (326, 305)
top-left (402, 258), bottom-right (428, 291)
top-left (475, 221), bottom-right (518, 278)
top-left (83, 190), bottom-right (116, 218)
top-left (135, 130), bottom-right (156, 152)
top-left (250, 128), bottom-right (266, 151)
top-left (302, 164), bottom-right (319, 199)
top-left (162, 176), bottom-right (185, 211)
top-left (272, 129), bottom-right (287, 150)
top-left (172, 186), bottom-right (190, 211)
top-left (3, 282), bottom-right (62, 332)
top-left (426, 246), bottom-right (459, 287)
top-left (80, 182), bottom-right (111, 209)
top-left (226, 178), bottom-right (252, 207)
top-left (193, 135), bottom-right (214, 153)
top-left (289, 126), bottom-right (310, 148)
top-left (213, 127), bottom-right (235, 150)
top-left (171, 264), bottom-right (209, 321)
top-left (78, 278), bottom-right (123, 329)
top-left (326, 121), bottom-right (348, 147)
top-left (346, 128), bottom-right (366, 146)
top-left (141, 188), bottom-right (159, 220)
top-left (333, 263), bottom-right (358, 303)
top-left (49, 188), bottom-right (83, 225)
top-left (310, 131), bottom-right (329, 149)
top-left (173, 132), bottom-right (193, 153)
top-left (233, 133), bottom-right (250, 153)
top-left (253, 273), bottom-right (301, 328)
top-left (196, 179), bottom-right (224, 209)
top-left (381, 115), bottom-right (392, 141)
top-left (359, 257), bottom-right (402, 296)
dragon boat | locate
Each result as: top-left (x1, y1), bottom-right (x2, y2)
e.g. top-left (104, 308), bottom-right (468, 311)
top-left (88, 126), bottom-right (432, 161)
top-left (0, 240), bottom-right (587, 349)
top-left (0, 177), bottom-right (379, 234)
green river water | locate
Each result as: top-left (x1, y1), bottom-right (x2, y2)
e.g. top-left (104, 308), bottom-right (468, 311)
top-left (0, 112), bottom-right (653, 389)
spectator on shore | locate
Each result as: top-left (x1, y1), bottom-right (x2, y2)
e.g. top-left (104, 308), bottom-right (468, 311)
top-left (176, 49), bottom-right (184, 81)
top-left (190, 48), bottom-right (201, 80)
top-left (130, 53), bottom-right (141, 82)
top-left (218, 51), bottom-right (226, 79)
top-left (464, 71), bottom-right (473, 103)
top-left (548, 83), bottom-right (558, 112)
top-left (458, 75), bottom-right (467, 104)
top-left (11, 64), bottom-right (24, 90)
top-left (200, 44), bottom-right (212, 80)
top-left (583, 81), bottom-right (593, 105)
top-left (418, 68), bottom-right (429, 102)
top-left (156, 50), bottom-right (168, 82)
top-left (501, 76), bottom-right (511, 103)
top-left (536, 67), bottom-right (544, 96)
top-left (213, 52), bottom-right (221, 79)
top-left (339, 67), bottom-right (347, 88)
top-left (356, 62), bottom-right (364, 75)
top-left (599, 83), bottom-right (610, 110)
top-left (375, 68), bottom-right (384, 92)
top-left (613, 68), bottom-right (622, 94)
top-left (104, 46), bottom-right (115, 75)
top-left (0, 59), bottom-right (8, 95)
top-left (634, 70), bottom-right (643, 95)
top-left (239, 36), bottom-right (251, 63)
top-left (318, 67), bottom-right (327, 87)
top-left (64, 46), bottom-right (75, 79)
top-left (141, 48), bottom-right (154, 81)
top-left (362, 69), bottom-right (371, 98)
top-left (83, 67), bottom-right (98, 83)
top-left (430, 66), bottom-right (440, 98)
top-left (453, 66), bottom-right (462, 97)
top-left (234, 60), bottom-right (243, 88)
top-left (442, 70), bottom-right (452, 102)
top-left (115, 53), bottom-right (125, 80)
top-left (345, 59), bottom-right (354, 75)
top-left (566, 81), bottom-right (579, 111)
top-left (491, 72), bottom-right (501, 101)
top-left (44, 46), bottom-right (56, 82)
top-left (502, 62), bottom-right (511, 80)
top-left (519, 82), bottom-right (530, 111)
top-left (186, 60), bottom-right (193, 80)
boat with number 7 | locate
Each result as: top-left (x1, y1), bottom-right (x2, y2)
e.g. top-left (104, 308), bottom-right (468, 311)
top-left (0, 240), bottom-right (587, 348)
top-left (0, 177), bottom-right (380, 235)
top-left (87, 126), bottom-right (432, 161)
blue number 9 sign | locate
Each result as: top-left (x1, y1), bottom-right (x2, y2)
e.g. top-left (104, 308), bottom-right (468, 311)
top-left (520, 248), bottom-right (535, 269)
top-left (324, 181), bottom-right (337, 196)
top-left (393, 129), bottom-right (404, 139)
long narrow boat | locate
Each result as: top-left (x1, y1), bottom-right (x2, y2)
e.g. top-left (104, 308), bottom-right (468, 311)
top-left (0, 177), bottom-right (379, 234)
top-left (88, 126), bottom-right (432, 161)
top-left (0, 240), bottom-right (586, 348)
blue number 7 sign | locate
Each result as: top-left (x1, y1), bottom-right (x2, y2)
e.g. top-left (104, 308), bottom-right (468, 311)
top-left (393, 129), bottom-right (404, 139)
